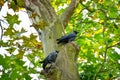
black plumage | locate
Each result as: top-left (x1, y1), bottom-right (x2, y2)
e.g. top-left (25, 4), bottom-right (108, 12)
top-left (57, 31), bottom-right (78, 44)
top-left (39, 50), bottom-right (59, 70)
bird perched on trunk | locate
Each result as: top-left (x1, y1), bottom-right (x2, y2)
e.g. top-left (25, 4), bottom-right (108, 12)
top-left (57, 31), bottom-right (78, 44)
top-left (39, 50), bottom-right (59, 70)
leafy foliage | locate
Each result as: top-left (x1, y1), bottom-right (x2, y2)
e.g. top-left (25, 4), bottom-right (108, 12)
top-left (66, 0), bottom-right (120, 80)
top-left (0, 0), bottom-right (120, 80)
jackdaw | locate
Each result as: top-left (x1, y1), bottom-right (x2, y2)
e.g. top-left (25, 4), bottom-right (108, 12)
top-left (57, 31), bottom-right (78, 44)
top-left (39, 50), bottom-right (59, 70)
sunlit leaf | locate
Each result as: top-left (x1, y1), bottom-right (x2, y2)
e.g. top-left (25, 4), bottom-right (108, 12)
top-left (5, 14), bottom-right (21, 27)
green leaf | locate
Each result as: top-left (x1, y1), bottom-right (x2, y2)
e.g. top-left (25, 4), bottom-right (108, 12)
top-left (24, 73), bottom-right (31, 80)
top-left (5, 14), bottom-right (21, 27)
top-left (108, 6), bottom-right (118, 18)
top-left (6, 47), bottom-right (16, 53)
top-left (0, 55), bottom-right (4, 65)
top-left (0, 40), bottom-right (9, 47)
top-left (1, 73), bottom-right (11, 80)
top-left (10, 69), bottom-right (19, 80)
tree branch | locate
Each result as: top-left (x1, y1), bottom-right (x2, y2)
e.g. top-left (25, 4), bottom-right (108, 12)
top-left (93, 11), bottom-right (108, 79)
top-left (60, 0), bottom-right (80, 28)
top-left (24, 0), bottom-right (56, 24)
top-left (107, 42), bottom-right (120, 48)
top-left (102, 27), bottom-right (108, 62)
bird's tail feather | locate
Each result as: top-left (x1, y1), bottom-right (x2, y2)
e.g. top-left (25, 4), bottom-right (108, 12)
top-left (39, 61), bottom-right (44, 63)
top-left (57, 41), bottom-right (61, 44)
top-left (56, 39), bottom-right (60, 41)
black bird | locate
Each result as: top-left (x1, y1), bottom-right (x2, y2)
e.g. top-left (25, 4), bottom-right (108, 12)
top-left (57, 31), bottom-right (78, 44)
top-left (39, 50), bottom-right (59, 70)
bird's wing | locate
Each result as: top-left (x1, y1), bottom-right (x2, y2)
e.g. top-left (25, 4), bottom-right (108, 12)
top-left (60, 33), bottom-right (76, 40)
top-left (67, 32), bottom-right (76, 38)
top-left (57, 35), bottom-right (67, 41)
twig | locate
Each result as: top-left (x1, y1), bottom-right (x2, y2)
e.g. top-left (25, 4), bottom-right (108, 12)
top-left (0, 22), bottom-right (3, 48)
top-left (60, 0), bottom-right (80, 28)
top-left (93, 9), bottom-right (108, 80)
top-left (0, 21), bottom-right (3, 41)
top-left (0, 19), bottom-right (8, 41)
top-left (107, 42), bottom-right (120, 48)
top-left (101, 27), bottom-right (108, 62)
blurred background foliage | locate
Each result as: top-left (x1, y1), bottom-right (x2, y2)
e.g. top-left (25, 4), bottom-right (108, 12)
top-left (0, 0), bottom-right (120, 80)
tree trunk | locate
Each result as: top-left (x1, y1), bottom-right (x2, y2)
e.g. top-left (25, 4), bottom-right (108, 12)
top-left (24, 0), bottom-right (80, 80)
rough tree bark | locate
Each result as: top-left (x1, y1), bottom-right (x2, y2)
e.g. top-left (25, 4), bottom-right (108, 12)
top-left (24, 0), bottom-right (80, 80)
